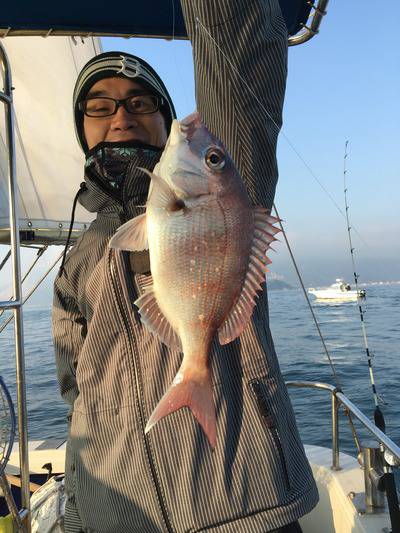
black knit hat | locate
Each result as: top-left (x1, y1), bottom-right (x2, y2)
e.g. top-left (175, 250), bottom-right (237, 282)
top-left (73, 51), bottom-right (176, 153)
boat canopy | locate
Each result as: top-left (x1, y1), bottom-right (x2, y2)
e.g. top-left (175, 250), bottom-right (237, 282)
top-left (0, 0), bottom-right (319, 245)
top-left (0, 37), bottom-right (101, 245)
top-left (0, 0), bottom-right (312, 38)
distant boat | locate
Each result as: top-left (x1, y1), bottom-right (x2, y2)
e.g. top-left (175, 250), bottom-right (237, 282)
top-left (308, 278), bottom-right (366, 301)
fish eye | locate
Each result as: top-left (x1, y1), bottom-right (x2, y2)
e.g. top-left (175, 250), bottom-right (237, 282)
top-left (205, 147), bottom-right (225, 170)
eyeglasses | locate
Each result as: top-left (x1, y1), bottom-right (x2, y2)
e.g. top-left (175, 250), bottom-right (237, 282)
top-left (78, 94), bottom-right (164, 118)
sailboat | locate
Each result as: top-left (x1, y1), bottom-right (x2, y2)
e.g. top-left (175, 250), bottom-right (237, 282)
top-left (1, 1), bottom-right (399, 532)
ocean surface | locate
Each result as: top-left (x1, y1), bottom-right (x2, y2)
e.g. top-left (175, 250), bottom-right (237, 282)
top-left (0, 282), bottom-right (399, 463)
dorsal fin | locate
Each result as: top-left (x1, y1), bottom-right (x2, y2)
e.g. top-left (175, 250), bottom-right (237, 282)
top-left (135, 289), bottom-right (182, 351)
top-left (218, 207), bottom-right (280, 345)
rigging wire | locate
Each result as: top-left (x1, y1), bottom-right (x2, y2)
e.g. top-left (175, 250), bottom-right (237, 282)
top-left (195, 17), bottom-right (367, 247)
top-left (272, 204), bottom-right (341, 388)
top-left (0, 248), bottom-right (66, 336)
top-left (273, 203), bottom-right (361, 452)
top-left (194, 15), bottom-right (362, 452)
top-left (0, 245), bottom-right (48, 318)
top-left (0, 250), bottom-right (11, 272)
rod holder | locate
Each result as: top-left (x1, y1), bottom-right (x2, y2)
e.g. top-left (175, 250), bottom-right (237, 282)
top-left (331, 392), bottom-right (340, 470)
top-left (362, 442), bottom-right (385, 511)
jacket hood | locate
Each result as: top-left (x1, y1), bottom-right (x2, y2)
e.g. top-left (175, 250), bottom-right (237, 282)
top-left (79, 141), bottom-right (162, 216)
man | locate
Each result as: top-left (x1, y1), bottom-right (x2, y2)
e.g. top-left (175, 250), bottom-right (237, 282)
top-left (53, 1), bottom-right (318, 532)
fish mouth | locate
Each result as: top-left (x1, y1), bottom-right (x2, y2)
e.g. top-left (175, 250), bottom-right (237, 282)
top-left (179, 112), bottom-right (202, 141)
top-left (157, 112), bottom-right (211, 198)
top-left (164, 119), bottom-right (188, 150)
top-left (165, 112), bottom-right (202, 151)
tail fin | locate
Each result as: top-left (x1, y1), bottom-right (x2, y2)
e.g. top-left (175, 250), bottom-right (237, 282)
top-left (145, 370), bottom-right (216, 449)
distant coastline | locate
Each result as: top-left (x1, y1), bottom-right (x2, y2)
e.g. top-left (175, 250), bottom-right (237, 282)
top-left (15, 278), bottom-right (400, 309)
top-left (266, 279), bottom-right (400, 292)
top-left (267, 279), bottom-right (293, 291)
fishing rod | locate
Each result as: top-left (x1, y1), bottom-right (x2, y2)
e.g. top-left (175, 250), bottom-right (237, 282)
top-left (343, 141), bottom-right (383, 428)
top-left (344, 141), bottom-right (400, 531)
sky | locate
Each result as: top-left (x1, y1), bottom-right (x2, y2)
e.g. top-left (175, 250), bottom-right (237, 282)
top-left (100, 1), bottom-right (400, 286)
top-left (1, 0), bottom-right (399, 305)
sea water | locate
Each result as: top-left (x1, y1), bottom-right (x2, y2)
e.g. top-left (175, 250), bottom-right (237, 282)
top-left (0, 282), bottom-right (399, 460)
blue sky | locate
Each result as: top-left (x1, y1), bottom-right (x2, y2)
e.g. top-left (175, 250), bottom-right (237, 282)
top-left (100, 1), bottom-right (399, 284)
top-left (1, 1), bottom-right (399, 304)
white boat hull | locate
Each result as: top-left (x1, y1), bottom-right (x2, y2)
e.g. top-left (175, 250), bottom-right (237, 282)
top-left (308, 279), bottom-right (366, 301)
top-left (308, 288), bottom-right (360, 301)
top-left (301, 445), bottom-right (390, 533)
top-left (4, 441), bottom-right (392, 532)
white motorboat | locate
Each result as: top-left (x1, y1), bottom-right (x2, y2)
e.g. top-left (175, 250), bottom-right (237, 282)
top-left (308, 279), bottom-right (366, 301)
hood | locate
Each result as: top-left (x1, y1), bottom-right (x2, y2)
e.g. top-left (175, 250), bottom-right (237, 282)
top-left (79, 141), bottom-right (162, 216)
top-left (73, 52), bottom-right (176, 154)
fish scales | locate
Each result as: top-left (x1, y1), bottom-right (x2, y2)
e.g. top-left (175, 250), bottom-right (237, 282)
top-left (148, 198), bottom-right (251, 342)
top-left (109, 112), bottom-right (279, 448)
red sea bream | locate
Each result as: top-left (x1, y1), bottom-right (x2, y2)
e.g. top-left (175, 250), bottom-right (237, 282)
top-left (109, 112), bottom-right (280, 448)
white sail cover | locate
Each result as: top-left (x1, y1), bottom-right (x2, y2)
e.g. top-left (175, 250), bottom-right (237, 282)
top-left (0, 36), bottom-right (101, 245)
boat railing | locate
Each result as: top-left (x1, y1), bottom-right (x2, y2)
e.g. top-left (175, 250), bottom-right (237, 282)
top-left (285, 380), bottom-right (400, 469)
top-left (0, 40), bottom-right (31, 530)
top-left (288, 0), bottom-right (329, 46)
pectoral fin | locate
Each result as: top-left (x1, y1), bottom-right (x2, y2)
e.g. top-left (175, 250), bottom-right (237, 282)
top-left (109, 213), bottom-right (148, 251)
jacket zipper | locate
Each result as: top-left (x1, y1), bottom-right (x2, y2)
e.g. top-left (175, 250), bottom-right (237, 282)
top-left (109, 252), bottom-right (174, 532)
top-left (249, 379), bottom-right (291, 491)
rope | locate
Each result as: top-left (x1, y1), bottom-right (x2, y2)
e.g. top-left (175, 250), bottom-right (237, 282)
top-left (0, 248), bottom-right (67, 335)
top-left (273, 203), bottom-right (361, 451)
top-left (58, 182), bottom-right (87, 277)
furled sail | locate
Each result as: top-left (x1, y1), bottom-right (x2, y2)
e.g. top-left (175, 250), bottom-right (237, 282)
top-left (0, 36), bottom-right (101, 245)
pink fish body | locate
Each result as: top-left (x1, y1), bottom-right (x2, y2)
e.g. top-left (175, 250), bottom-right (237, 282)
top-left (109, 112), bottom-right (279, 448)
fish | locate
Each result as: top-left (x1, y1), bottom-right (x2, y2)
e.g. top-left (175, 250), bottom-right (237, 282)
top-left (109, 112), bottom-right (280, 448)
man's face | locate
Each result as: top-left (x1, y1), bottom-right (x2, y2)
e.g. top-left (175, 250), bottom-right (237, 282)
top-left (83, 77), bottom-right (168, 150)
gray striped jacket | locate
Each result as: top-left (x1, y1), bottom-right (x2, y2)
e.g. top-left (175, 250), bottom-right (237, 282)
top-left (53, 1), bottom-right (318, 531)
